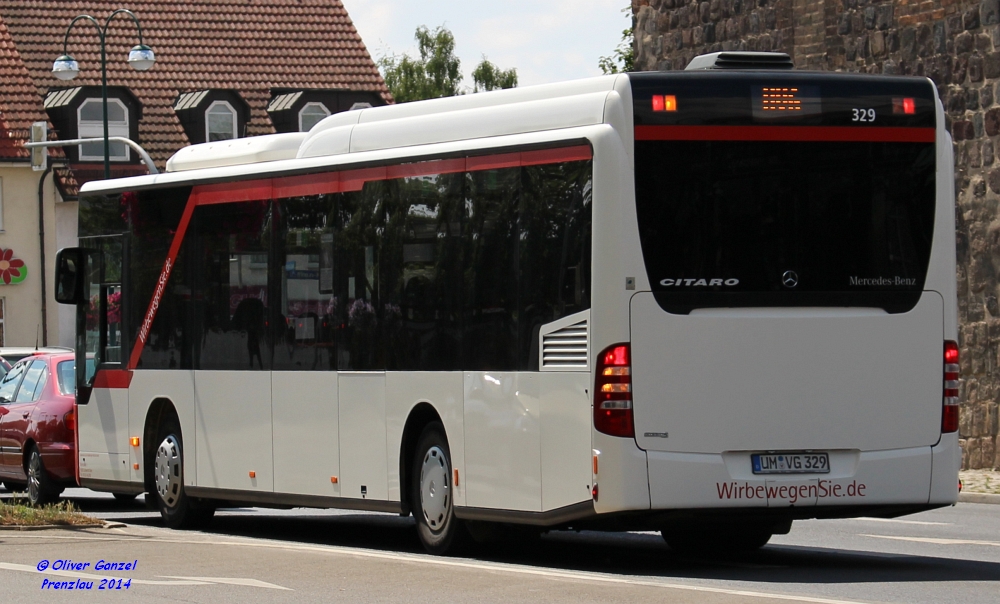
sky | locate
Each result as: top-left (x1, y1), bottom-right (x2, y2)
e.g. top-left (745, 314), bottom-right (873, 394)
top-left (341, 0), bottom-right (630, 89)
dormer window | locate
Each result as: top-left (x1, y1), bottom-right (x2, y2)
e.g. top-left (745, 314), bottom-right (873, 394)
top-left (174, 91), bottom-right (248, 145)
top-left (267, 89), bottom-right (385, 134)
top-left (298, 102), bottom-right (330, 131)
top-left (206, 101), bottom-right (237, 141)
top-left (78, 98), bottom-right (129, 160)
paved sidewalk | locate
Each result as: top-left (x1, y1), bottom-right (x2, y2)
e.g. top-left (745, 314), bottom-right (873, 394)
top-left (961, 469), bottom-right (1000, 494)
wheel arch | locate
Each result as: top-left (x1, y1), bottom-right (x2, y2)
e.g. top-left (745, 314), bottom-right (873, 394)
top-left (143, 398), bottom-right (179, 494)
top-left (399, 402), bottom-right (445, 516)
top-left (20, 438), bottom-right (38, 473)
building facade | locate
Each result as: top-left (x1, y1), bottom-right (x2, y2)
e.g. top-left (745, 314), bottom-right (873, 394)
top-left (633, 0), bottom-right (1000, 469)
top-left (0, 0), bottom-right (390, 349)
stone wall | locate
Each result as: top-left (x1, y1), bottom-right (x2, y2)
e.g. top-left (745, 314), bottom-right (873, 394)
top-left (633, 0), bottom-right (1000, 469)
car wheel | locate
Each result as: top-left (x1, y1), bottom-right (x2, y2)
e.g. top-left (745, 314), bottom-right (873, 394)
top-left (153, 416), bottom-right (214, 529)
top-left (26, 446), bottom-right (59, 506)
top-left (112, 492), bottom-right (138, 503)
top-left (411, 422), bottom-right (469, 555)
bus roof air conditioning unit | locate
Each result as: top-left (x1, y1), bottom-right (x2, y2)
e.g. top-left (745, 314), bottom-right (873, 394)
top-left (685, 51), bottom-right (794, 71)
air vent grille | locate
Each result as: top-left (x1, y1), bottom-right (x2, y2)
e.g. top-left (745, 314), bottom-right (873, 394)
top-left (541, 319), bottom-right (588, 368)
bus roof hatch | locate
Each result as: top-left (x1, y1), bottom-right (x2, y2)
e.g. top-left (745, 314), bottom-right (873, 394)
top-left (684, 52), bottom-right (794, 71)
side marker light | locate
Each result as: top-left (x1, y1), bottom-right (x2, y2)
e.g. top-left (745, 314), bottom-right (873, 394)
top-left (133, 463), bottom-right (139, 470)
top-left (130, 437), bottom-right (140, 447)
top-left (249, 471), bottom-right (256, 479)
top-left (331, 476), bottom-right (338, 484)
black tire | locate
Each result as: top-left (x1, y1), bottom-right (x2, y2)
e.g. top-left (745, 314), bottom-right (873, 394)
top-left (26, 446), bottom-right (60, 506)
top-left (152, 416), bottom-right (214, 529)
top-left (662, 529), bottom-right (772, 553)
top-left (410, 422), bottom-right (469, 555)
top-left (112, 492), bottom-right (139, 503)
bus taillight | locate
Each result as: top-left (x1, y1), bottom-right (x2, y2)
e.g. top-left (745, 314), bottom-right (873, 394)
top-left (595, 343), bottom-right (634, 438)
top-left (943, 341), bottom-right (959, 433)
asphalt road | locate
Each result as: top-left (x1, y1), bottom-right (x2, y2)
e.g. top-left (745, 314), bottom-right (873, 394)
top-left (2, 486), bottom-right (999, 603)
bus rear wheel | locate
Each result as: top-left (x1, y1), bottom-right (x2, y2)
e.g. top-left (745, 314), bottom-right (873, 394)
top-left (153, 417), bottom-right (214, 529)
top-left (411, 422), bottom-right (468, 555)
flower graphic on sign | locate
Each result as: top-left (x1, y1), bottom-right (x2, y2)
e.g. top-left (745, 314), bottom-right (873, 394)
top-left (0, 248), bottom-right (26, 285)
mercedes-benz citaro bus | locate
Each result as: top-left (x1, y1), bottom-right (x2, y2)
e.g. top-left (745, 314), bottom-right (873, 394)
top-left (55, 51), bottom-right (959, 554)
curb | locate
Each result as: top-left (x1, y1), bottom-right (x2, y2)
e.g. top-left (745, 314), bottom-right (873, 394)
top-left (959, 492), bottom-right (1000, 505)
top-left (0, 521), bottom-right (125, 531)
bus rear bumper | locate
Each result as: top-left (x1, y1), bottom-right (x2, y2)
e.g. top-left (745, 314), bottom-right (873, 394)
top-left (646, 443), bottom-right (950, 511)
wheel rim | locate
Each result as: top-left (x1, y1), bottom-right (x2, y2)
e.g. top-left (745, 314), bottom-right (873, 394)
top-left (27, 452), bottom-right (42, 504)
top-left (154, 435), bottom-right (182, 508)
top-left (419, 445), bottom-right (450, 532)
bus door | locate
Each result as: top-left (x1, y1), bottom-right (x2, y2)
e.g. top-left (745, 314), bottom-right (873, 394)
top-left (76, 234), bottom-right (131, 482)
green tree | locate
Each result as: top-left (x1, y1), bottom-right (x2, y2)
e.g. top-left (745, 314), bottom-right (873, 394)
top-left (599, 6), bottom-right (634, 74)
top-left (471, 57), bottom-right (518, 92)
top-left (379, 25), bottom-right (517, 102)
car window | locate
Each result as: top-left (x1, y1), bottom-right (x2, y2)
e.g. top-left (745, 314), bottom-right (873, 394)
top-left (0, 361), bottom-right (27, 402)
top-left (14, 359), bottom-right (47, 403)
top-left (57, 360), bottom-right (75, 396)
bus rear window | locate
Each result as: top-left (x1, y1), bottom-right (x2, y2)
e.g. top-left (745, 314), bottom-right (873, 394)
top-left (634, 139), bottom-right (936, 313)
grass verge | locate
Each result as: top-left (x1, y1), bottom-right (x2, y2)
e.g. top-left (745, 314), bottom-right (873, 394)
top-left (0, 498), bottom-right (104, 527)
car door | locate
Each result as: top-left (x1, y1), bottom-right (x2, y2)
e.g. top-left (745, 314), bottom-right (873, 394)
top-left (6, 360), bottom-right (47, 474)
top-left (0, 361), bottom-right (28, 476)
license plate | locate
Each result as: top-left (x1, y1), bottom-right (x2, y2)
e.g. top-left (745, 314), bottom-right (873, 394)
top-left (751, 452), bottom-right (830, 474)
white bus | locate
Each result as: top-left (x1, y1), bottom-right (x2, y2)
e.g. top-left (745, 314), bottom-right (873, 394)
top-left (54, 51), bottom-right (960, 554)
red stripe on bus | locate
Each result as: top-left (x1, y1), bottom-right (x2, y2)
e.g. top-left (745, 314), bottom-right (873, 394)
top-left (520, 145), bottom-right (593, 165)
top-left (465, 151), bottom-right (522, 171)
top-left (128, 196), bottom-right (196, 369)
top-left (341, 166), bottom-right (387, 192)
top-left (190, 180), bottom-right (274, 205)
top-left (386, 158), bottom-right (466, 179)
top-left (93, 369), bottom-right (133, 389)
top-left (634, 125), bottom-right (936, 143)
top-left (273, 172), bottom-right (341, 198)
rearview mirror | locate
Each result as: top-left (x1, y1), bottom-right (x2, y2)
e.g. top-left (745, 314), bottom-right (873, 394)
top-left (54, 247), bottom-right (93, 305)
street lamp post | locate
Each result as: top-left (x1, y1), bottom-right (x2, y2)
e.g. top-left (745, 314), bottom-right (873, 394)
top-left (51, 9), bottom-right (155, 180)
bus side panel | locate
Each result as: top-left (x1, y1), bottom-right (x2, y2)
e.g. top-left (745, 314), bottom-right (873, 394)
top-left (338, 372), bottom-right (388, 501)
top-left (464, 372), bottom-right (541, 511)
top-left (272, 371), bottom-right (340, 498)
top-left (539, 372), bottom-right (592, 510)
top-left (385, 372), bottom-right (465, 506)
top-left (127, 370), bottom-right (196, 486)
top-left (78, 387), bottom-right (129, 483)
top-left (195, 371), bottom-right (273, 492)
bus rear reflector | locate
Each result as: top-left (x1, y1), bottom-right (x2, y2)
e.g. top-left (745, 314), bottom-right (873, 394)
top-left (943, 341), bottom-right (959, 433)
top-left (64, 409), bottom-right (76, 432)
top-left (594, 343), bottom-right (634, 438)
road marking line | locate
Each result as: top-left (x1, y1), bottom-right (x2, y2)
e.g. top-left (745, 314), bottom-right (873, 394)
top-left (0, 562), bottom-right (290, 589)
top-left (160, 576), bottom-right (291, 590)
top-left (856, 518), bottom-right (950, 526)
top-left (862, 534), bottom-right (1000, 547)
top-left (90, 531), bottom-right (872, 604)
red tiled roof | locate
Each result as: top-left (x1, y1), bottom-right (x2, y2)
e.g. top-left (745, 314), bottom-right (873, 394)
top-left (0, 14), bottom-right (51, 159)
top-left (0, 1), bottom-right (390, 168)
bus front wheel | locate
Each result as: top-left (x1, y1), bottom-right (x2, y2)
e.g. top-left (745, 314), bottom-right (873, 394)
top-left (153, 417), bottom-right (214, 529)
top-left (410, 422), bottom-right (468, 555)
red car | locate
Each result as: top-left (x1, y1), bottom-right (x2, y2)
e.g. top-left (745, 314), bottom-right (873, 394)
top-left (0, 352), bottom-right (77, 505)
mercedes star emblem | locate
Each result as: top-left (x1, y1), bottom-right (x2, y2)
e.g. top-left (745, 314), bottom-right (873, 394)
top-left (782, 270), bottom-right (799, 288)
